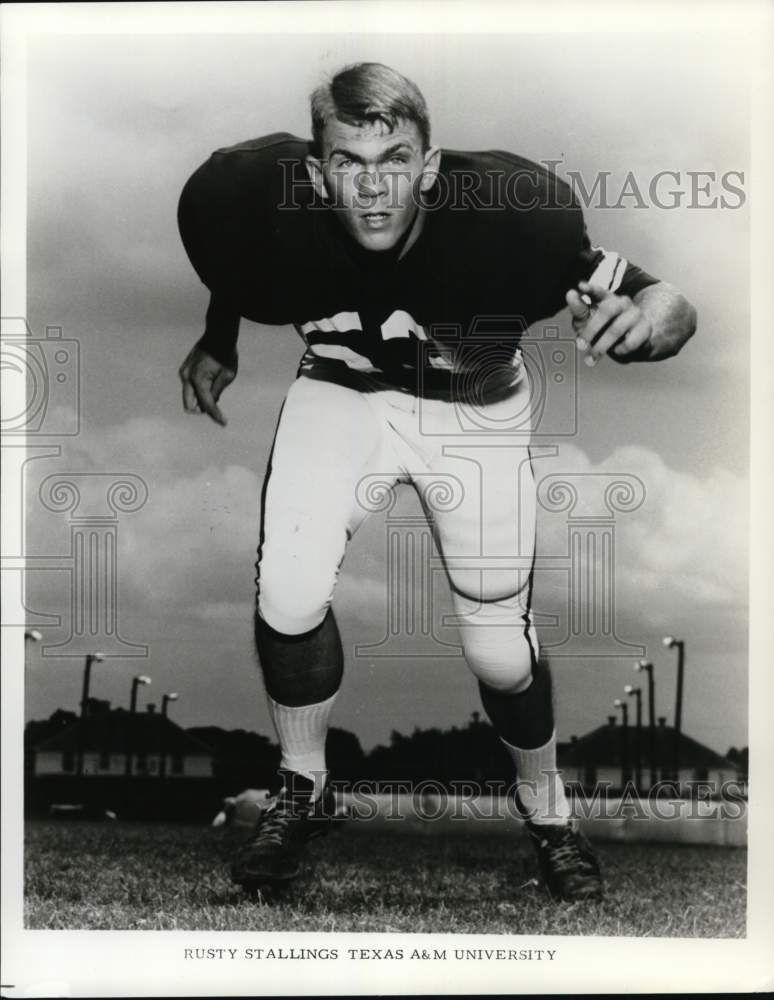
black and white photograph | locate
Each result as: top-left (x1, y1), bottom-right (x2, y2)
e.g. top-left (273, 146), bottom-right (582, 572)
top-left (2, 1), bottom-right (773, 995)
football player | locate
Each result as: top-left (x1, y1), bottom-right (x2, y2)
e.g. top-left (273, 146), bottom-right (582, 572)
top-left (178, 63), bottom-right (697, 902)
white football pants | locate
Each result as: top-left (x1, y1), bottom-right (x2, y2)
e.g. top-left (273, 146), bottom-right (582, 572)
top-left (256, 371), bottom-right (539, 694)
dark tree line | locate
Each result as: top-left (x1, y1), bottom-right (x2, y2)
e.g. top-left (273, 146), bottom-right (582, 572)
top-left (188, 714), bottom-right (512, 793)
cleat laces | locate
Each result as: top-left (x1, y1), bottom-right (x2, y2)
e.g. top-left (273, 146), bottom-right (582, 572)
top-left (525, 819), bottom-right (603, 900)
top-left (542, 833), bottom-right (592, 873)
top-left (246, 799), bottom-right (307, 850)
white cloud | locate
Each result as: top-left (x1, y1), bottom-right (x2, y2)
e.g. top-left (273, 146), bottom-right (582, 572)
top-left (536, 443), bottom-right (748, 609)
top-left (25, 415), bottom-right (262, 615)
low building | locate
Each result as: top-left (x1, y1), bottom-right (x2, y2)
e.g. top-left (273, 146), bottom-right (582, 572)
top-left (26, 703), bottom-right (217, 820)
top-left (30, 702), bottom-right (214, 780)
top-left (559, 716), bottom-right (742, 796)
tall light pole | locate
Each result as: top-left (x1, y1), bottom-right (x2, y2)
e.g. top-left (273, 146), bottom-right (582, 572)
top-left (125, 675), bottom-right (151, 777)
top-left (77, 652), bottom-right (104, 777)
top-left (24, 630), bottom-right (42, 674)
top-left (161, 692), bottom-right (179, 718)
top-left (634, 659), bottom-right (656, 787)
top-left (130, 675), bottom-right (152, 714)
top-left (160, 693), bottom-right (179, 779)
top-left (613, 698), bottom-right (630, 790)
top-left (663, 636), bottom-right (686, 785)
top-left (624, 684), bottom-right (642, 792)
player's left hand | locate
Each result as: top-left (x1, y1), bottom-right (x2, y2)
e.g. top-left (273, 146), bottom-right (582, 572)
top-left (566, 280), bottom-right (653, 366)
top-left (179, 344), bottom-right (237, 426)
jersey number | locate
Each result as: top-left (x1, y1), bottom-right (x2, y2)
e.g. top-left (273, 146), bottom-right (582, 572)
top-left (300, 310), bottom-right (427, 341)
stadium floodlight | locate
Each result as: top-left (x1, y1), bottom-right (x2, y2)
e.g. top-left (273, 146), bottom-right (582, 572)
top-left (77, 652), bottom-right (106, 776)
top-left (661, 635), bottom-right (686, 785)
top-left (625, 685), bottom-right (643, 791)
top-left (81, 652), bottom-right (105, 714)
top-left (633, 659), bottom-right (657, 787)
top-left (129, 674), bottom-right (152, 713)
top-left (161, 692), bottom-right (179, 717)
top-left (126, 675), bottom-right (152, 777)
top-left (160, 693), bottom-right (180, 781)
top-left (24, 630), bottom-right (43, 671)
top-left (613, 698), bottom-right (630, 789)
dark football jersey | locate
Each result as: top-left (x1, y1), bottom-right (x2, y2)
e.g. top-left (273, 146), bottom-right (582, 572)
top-left (178, 133), bottom-right (658, 401)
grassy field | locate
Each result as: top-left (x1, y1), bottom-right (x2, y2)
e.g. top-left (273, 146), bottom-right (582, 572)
top-left (24, 819), bottom-right (746, 936)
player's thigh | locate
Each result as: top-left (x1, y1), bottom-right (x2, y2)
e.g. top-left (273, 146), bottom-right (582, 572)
top-left (426, 432), bottom-right (536, 602)
top-left (258, 377), bottom-right (385, 628)
top-left (427, 428), bottom-right (538, 690)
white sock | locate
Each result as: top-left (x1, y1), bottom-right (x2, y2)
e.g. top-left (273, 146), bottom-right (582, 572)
top-left (266, 692), bottom-right (336, 801)
top-left (501, 729), bottom-right (571, 825)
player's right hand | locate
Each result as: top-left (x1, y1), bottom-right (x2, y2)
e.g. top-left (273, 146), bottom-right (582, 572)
top-left (178, 344), bottom-right (237, 427)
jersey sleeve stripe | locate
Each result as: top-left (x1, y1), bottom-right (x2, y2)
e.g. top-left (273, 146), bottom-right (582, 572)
top-left (587, 247), bottom-right (629, 293)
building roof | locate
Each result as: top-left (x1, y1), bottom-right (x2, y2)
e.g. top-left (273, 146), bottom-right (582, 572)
top-left (32, 708), bottom-right (214, 757)
top-left (560, 720), bottom-right (735, 770)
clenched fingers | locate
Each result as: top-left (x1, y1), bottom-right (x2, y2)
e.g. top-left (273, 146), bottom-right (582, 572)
top-left (566, 287), bottom-right (593, 325)
top-left (610, 316), bottom-right (653, 361)
top-left (584, 303), bottom-right (643, 364)
top-left (181, 373), bottom-right (199, 414)
top-left (191, 374), bottom-right (226, 425)
top-left (581, 294), bottom-right (631, 347)
top-left (178, 355), bottom-right (228, 425)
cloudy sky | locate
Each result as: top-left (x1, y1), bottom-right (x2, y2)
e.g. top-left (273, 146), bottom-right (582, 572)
top-left (18, 26), bottom-right (750, 754)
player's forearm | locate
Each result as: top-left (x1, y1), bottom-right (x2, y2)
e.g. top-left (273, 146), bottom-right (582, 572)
top-left (633, 282), bottom-right (697, 361)
top-left (197, 294), bottom-right (241, 367)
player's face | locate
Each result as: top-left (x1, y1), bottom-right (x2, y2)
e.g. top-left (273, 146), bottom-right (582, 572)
top-left (306, 118), bottom-right (439, 252)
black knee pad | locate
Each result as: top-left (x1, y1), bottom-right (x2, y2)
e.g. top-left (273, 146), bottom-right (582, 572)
top-left (255, 609), bottom-right (343, 706)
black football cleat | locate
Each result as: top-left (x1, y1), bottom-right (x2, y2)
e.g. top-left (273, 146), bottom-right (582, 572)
top-left (229, 771), bottom-right (337, 891)
top-left (524, 820), bottom-right (603, 902)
